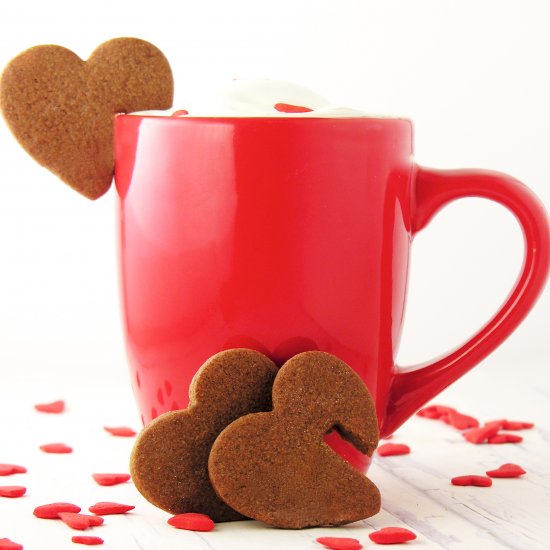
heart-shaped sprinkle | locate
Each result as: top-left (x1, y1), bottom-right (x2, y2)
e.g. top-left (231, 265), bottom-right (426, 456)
top-left (0, 486), bottom-right (26, 498)
top-left (39, 443), bottom-right (73, 454)
top-left (487, 433), bottom-right (523, 444)
top-left (501, 420), bottom-right (534, 430)
top-left (377, 443), bottom-right (410, 457)
top-left (33, 502), bottom-right (81, 518)
top-left (486, 463), bottom-right (526, 478)
top-left (451, 475), bottom-right (492, 487)
top-left (92, 473), bottom-right (130, 486)
top-left (274, 102), bottom-right (313, 113)
top-left (58, 512), bottom-right (104, 530)
top-left (167, 512), bottom-right (215, 531)
top-left (0, 538), bottom-right (23, 550)
top-left (103, 426), bottom-right (136, 437)
top-left (0, 464), bottom-right (26, 476)
top-left (416, 407), bottom-right (441, 419)
top-left (462, 424), bottom-right (501, 444)
top-left (416, 404), bottom-right (456, 419)
top-left (34, 400), bottom-right (65, 413)
top-left (88, 502), bottom-right (135, 515)
top-left (71, 536), bottom-right (104, 545)
top-left (369, 527), bottom-right (417, 544)
top-left (447, 410), bottom-right (479, 430)
top-left (316, 537), bottom-right (362, 549)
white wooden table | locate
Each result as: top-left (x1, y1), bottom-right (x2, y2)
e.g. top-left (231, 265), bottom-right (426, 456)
top-left (1, 355), bottom-right (548, 549)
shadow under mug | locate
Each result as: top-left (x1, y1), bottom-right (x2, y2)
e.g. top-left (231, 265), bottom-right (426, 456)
top-left (114, 115), bottom-right (549, 472)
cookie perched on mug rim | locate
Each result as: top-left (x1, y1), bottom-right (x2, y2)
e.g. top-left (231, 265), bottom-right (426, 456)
top-left (0, 37), bottom-right (173, 199)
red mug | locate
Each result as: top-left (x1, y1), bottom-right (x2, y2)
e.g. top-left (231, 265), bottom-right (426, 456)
top-left (114, 115), bottom-right (549, 471)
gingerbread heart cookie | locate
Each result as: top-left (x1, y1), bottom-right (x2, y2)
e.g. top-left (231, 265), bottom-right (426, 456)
top-left (0, 38), bottom-right (173, 199)
top-left (208, 351), bottom-right (381, 528)
top-left (130, 349), bottom-right (277, 522)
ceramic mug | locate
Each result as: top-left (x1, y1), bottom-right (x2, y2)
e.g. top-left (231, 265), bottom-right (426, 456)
top-left (114, 115), bottom-right (549, 471)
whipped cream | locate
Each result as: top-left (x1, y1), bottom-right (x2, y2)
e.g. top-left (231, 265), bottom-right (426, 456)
top-left (135, 79), bottom-right (369, 118)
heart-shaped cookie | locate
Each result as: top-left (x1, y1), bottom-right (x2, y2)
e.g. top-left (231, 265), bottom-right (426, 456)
top-left (0, 38), bottom-right (173, 199)
top-left (208, 351), bottom-right (381, 528)
top-left (130, 349), bottom-right (278, 522)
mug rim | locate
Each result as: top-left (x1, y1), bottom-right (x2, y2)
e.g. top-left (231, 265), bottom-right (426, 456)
top-left (117, 113), bottom-right (412, 124)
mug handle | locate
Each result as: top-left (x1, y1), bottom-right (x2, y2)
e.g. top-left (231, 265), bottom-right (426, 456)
top-left (383, 166), bottom-right (550, 437)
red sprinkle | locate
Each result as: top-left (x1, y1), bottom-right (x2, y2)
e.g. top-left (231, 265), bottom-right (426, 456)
top-left (0, 464), bottom-right (27, 476)
top-left (85, 515), bottom-right (104, 526)
top-left (416, 407), bottom-right (441, 419)
top-left (501, 420), bottom-right (534, 430)
top-left (171, 109), bottom-right (189, 116)
top-left (0, 486), bottom-right (26, 498)
top-left (0, 538), bottom-right (23, 550)
top-left (88, 502), bottom-right (135, 515)
top-left (369, 527), bottom-right (417, 544)
top-left (167, 512), bottom-right (215, 532)
top-left (34, 400), bottom-right (65, 413)
top-left (416, 405), bottom-right (456, 419)
top-left (39, 443), bottom-right (73, 454)
top-left (316, 537), bottom-right (362, 550)
top-left (447, 410), bottom-right (479, 430)
top-left (434, 405), bottom-right (456, 414)
top-left (487, 433), bottom-right (523, 444)
top-left (33, 502), bottom-right (81, 519)
top-left (484, 419), bottom-right (506, 430)
top-left (103, 426), bottom-right (136, 437)
top-left (58, 513), bottom-right (104, 530)
top-left (274, 102), bottom-right (313, 113)
top-left (462, 424), bottom-right (501, 444)
top-left (92, 473), bottom-right (131, 486)
top-left (377, 443), bottom-right (410, 457)
top-left (71, 536), bottom-right (104, 545)
top-left (58, 513), bottom-right (91, 530)
top-left (486, 463), bottom-right (526, 478)
top-left (451, 475), bottom-right (492, 487)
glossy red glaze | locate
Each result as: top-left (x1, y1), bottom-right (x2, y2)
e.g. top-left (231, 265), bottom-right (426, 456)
top-left (114, 115), bottom-right (549, 472)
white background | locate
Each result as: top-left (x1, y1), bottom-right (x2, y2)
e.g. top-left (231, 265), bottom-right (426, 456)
top-left (1, 3), bottom-right (549, 549)
top-left (0, 0), bottom-right (549, 389)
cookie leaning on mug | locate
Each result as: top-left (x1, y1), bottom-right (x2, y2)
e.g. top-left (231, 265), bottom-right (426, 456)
top-left (130, 349), bottom-right (278, 522)
top-left (0, 38), bottom-right (173, 199)
top-left (209, 351), bottom-right (381, 529)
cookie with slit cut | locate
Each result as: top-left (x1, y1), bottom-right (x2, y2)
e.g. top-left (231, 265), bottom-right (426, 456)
top-left (209, 351), bottom-right (381, 528)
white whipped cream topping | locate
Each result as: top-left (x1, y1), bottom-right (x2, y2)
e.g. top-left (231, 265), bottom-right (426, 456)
top-left (134, 78), bottom-right (369, 118)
